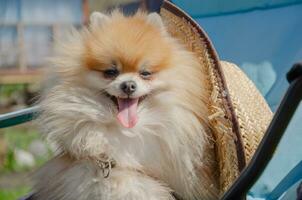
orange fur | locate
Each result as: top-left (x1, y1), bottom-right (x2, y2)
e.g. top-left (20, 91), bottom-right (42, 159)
top-left (83, 11), bottom-right (172, 74)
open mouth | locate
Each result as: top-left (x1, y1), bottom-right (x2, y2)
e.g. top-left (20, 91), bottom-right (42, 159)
top-left (105, 93), bottom-right (147, 128)
top-left (105, 93), bottom-right (146, 107)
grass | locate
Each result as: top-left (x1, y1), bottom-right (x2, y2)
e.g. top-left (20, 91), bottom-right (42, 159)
top-left (0, 84), bottom-right (26, 99)
top-left (0, 84), bottom-right (45, 199)
top-left (0, 125), bottom-right (52, 200)
top-left (1, 126), bottom-right (50, 173)
top-left (0, 186), bottom-right (30, 200)
top-left (3, 127), bottom-right (39, 150)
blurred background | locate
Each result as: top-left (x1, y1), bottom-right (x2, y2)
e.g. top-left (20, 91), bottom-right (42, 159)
top-left (0, 0), bottom-right (301, 199)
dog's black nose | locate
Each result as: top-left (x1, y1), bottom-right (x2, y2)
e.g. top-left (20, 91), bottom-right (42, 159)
top-left (120, 81), bottom-right (137, 95)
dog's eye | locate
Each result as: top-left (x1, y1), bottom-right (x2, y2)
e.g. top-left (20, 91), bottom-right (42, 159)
top-left (103, 68), bottom-right (119, 78)
top-left (140, 71), bottom-right (152, 79)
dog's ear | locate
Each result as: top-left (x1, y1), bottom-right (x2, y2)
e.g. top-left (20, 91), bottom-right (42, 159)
top-left (147, 13), bottom-right (166, 33)
top-left (90, 12), bottom-right (109, 27)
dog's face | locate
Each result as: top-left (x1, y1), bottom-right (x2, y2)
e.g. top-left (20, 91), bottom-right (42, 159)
top-left (79, 12), bottom-right (175, 128)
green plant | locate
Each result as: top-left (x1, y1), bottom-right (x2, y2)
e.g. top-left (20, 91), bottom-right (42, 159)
top-left (1, 127), bottom-right (52, 173)
top-left (0, 84), bottom-right (26, 98)
top-left (0, 186), bottom-right (30, 200)
top-left (3, 148), bottom-right (15, 172)
top-left (0, 126), bottom-right (52, 200)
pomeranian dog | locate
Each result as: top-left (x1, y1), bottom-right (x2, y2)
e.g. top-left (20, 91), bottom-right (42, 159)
top-left (33, 10), bottom-right (219, 200)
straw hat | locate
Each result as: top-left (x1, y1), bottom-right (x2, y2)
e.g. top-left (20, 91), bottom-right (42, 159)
top-left (159, 1), bottom-right (272, 195)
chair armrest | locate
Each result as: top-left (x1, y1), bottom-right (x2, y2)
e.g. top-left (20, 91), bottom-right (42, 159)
top-left (0, 106), bottom-right (39, 129)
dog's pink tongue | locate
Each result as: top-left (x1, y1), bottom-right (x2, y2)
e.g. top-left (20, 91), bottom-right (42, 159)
top-left (117, 98), bottom-right (139, 128)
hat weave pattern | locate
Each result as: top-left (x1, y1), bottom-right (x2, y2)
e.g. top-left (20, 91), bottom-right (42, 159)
top-left (160, 1), bottom-right (272, 195)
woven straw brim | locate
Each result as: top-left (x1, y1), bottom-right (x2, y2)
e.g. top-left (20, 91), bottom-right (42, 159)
top-left (160, 1), bottom-right (272, 195)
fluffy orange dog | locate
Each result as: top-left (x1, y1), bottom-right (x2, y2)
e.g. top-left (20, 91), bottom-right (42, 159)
top-left (34, 11), bottom-right (218, 200)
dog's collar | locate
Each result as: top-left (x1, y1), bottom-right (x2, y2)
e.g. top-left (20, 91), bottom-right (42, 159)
top-left (93, 155), bottom-right (184, 199)
top-left (94, 154), bottom-right (116, 178)
top-left (93, 154), bottom-right (153, 180)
